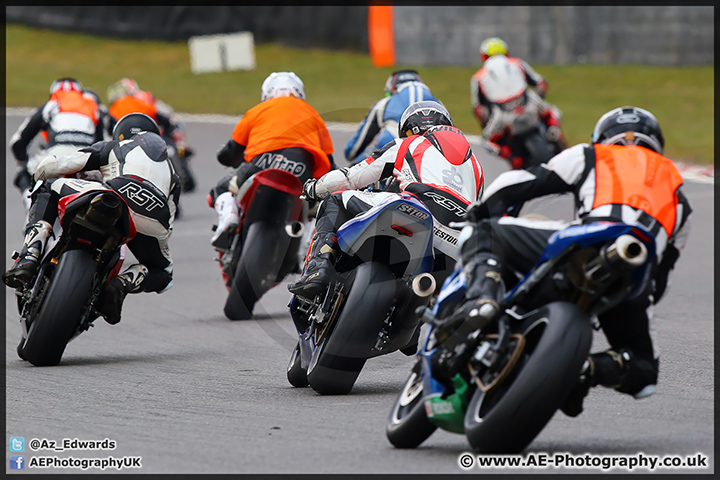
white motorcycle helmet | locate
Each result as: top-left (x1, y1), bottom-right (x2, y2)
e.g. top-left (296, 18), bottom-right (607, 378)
top-left (261, 72), bottom-right (306, 102)
top-left (480, 55), bottom-right (527, 104)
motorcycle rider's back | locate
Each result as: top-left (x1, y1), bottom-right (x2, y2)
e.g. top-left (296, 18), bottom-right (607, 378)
top-left (210, 71), bottom-right (335, 251)
top-left (3, 113), bottom-right (180, 326)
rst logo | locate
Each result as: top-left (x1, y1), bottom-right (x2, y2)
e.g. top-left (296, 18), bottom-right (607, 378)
top-left (423, 191), bottom-right (466, 217)
top-left (396, 203), bottom-right (429, 221)
top-left (117, 182), bottom-right (165, 211)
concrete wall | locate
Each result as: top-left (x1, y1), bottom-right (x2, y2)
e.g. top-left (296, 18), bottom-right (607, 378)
top-left (394, 6), bottom-right (714, 66)
top-left (6, 6), bottom-right (713, 66)
top-left (5, 6), bottom-right (369, 51)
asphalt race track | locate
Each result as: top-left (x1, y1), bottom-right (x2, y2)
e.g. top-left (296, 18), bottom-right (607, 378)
top-left (4, 113), bottom-right (715, 474)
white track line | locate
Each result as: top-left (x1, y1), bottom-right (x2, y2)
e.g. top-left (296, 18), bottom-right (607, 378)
top-left (6, 108), bottom-right (713, 184)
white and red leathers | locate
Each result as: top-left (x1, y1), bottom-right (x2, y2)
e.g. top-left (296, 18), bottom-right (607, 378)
top-left (309, 124), bottom-right (484, 260)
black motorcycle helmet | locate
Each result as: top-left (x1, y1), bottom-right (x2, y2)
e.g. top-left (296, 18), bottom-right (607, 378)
top-left (384, 69), bottom-right (425, 96)
top-left (398, 101), bottom-right (453, 138)
top-left (112, 112), bottom-right (160, 141)
top-left (591, 106), bottom-right (665, 154)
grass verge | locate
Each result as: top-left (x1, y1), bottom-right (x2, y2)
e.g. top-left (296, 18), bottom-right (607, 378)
top-left (6, 24), bottom-right (713, 164)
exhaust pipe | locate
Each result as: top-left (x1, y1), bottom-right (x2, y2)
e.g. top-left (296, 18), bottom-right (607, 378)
top-left (606, 234), bottom-right (648, 267)
top-left (585, 234), bottom-right (649, 283)
top-left (412, 273), bottom-right (436, 297)
top-left (285, 221), bottom-right (305, 238)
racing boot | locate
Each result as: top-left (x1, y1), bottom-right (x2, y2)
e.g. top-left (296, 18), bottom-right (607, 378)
top-left (428, 253), bottom-right (505, 385)
top-left (432, 253), bottom-right (505, 347)
top-left (561, 349), bottom-right (650, 417)
top-left (97, 264), bottom-right (148, 325)
top-left (559, 357), bottom-right (595, 417)
top-left (2, 221), bottom-right (53, 289)
top-left (287, 232), bottom-right (338, 300)
top-left (210, 191), bottom-right (239, 251)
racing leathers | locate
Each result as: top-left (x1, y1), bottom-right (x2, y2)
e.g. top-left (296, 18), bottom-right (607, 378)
top-left (288, 124), bottom-right (485, 299)
top-left (482, 88), bottom-right (567, 170)
top-left (10, 89), bottom-right (103, 207)
top-left (344, 81), bottom-right (439, 163)
top-left (471, 55), bottom-right (548, 129)
top-left (210, 95), bottom-right (335, 250)
top-left (452, 142), bottom-right (692, 412)
top-left (4, 131), bottom-right (181, 325)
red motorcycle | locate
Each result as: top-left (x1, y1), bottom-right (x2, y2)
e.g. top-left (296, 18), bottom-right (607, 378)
top-left (12, 186), bottom-right (136, 366)
top-left (215, 168), bottom-right (306, 320)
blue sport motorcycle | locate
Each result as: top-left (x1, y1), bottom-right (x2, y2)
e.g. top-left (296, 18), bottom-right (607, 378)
top-left (287, 192), bottom-right (440, 395)
top-left (386, 221), bottom-right (655, 453)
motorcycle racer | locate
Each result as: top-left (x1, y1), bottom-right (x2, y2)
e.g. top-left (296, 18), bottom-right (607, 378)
top-left (3, 113), bottom-right (181, 326)
top-left (434, 106), bottom-right (692, 416)
top-left (288, 100), bottom-right (485, 299)
top-left (209, 71), bottom-right (336, 251)
top-left (471, 37), bottom-right (549, 129)
top-left (9, 78), bottom-right (104, 209)
top-left (479, 55), bottom-right (567, 169)
top-left (344, 69), bottom-right (439, 164)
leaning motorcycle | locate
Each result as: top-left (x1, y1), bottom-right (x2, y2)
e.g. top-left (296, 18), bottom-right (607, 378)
top-left (286, 192), bottom-right (439, 395)
top-left (386, 220), bottom-right (655, 453)
top-left (482, 93), bottom-right (566, 170)
top-left (12, 186), bottom-right (136, 366)
top-left (216, 168), bottom-right (308, 320)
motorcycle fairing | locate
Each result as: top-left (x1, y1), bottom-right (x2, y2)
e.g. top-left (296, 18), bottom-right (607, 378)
top-left (336, 193), bottom-right (434, 277)
top-left (506, 221), bottom-right (656, 302)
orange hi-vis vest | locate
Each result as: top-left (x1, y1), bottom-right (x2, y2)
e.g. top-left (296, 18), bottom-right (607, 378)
top-left (42, 90), bottom-right (99, 143)
top-left (51, 90), bottom-right (99, 123)
top-left (231, 96), bottom-right (334, 178)
top-left (592, 144), bottom-right (684, 236)
top-left (109, 94), bottom-right (158, 122)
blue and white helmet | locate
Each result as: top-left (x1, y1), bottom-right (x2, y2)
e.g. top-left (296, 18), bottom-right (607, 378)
top-left (261, 72), bottom-right (305, 102)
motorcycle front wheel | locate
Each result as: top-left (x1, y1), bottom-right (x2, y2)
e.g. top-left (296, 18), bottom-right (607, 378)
top-left (386, 361), bottom-right (437, 448)
top-left (287, 341), bottom-right (309, 388)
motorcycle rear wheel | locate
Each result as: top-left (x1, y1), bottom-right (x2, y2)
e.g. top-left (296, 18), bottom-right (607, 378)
top-left (307, 261), bottom-right (396, 395)
top-left (20, 249), bottom-right (96, 366)
top-left (464, 301), bottom-right (592, 453)
top-left (386, 361), bottom-right (437, 448)
top-left (224, 221), bottom-right (292, 320)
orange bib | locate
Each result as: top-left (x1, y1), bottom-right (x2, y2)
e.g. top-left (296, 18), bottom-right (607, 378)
top-left (51, 90), bottom-right (99, 124)
top-left (593, 144), bottom-right (684, 236)
top-left (109, 95), bottom-right (158, 122)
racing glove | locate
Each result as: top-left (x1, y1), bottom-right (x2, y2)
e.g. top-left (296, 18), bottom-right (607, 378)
top-left (302, 178), bottom-right (319, 201)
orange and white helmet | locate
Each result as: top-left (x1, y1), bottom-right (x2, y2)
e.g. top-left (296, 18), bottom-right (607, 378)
top-left (261, 72), bottom-right (305, 102)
